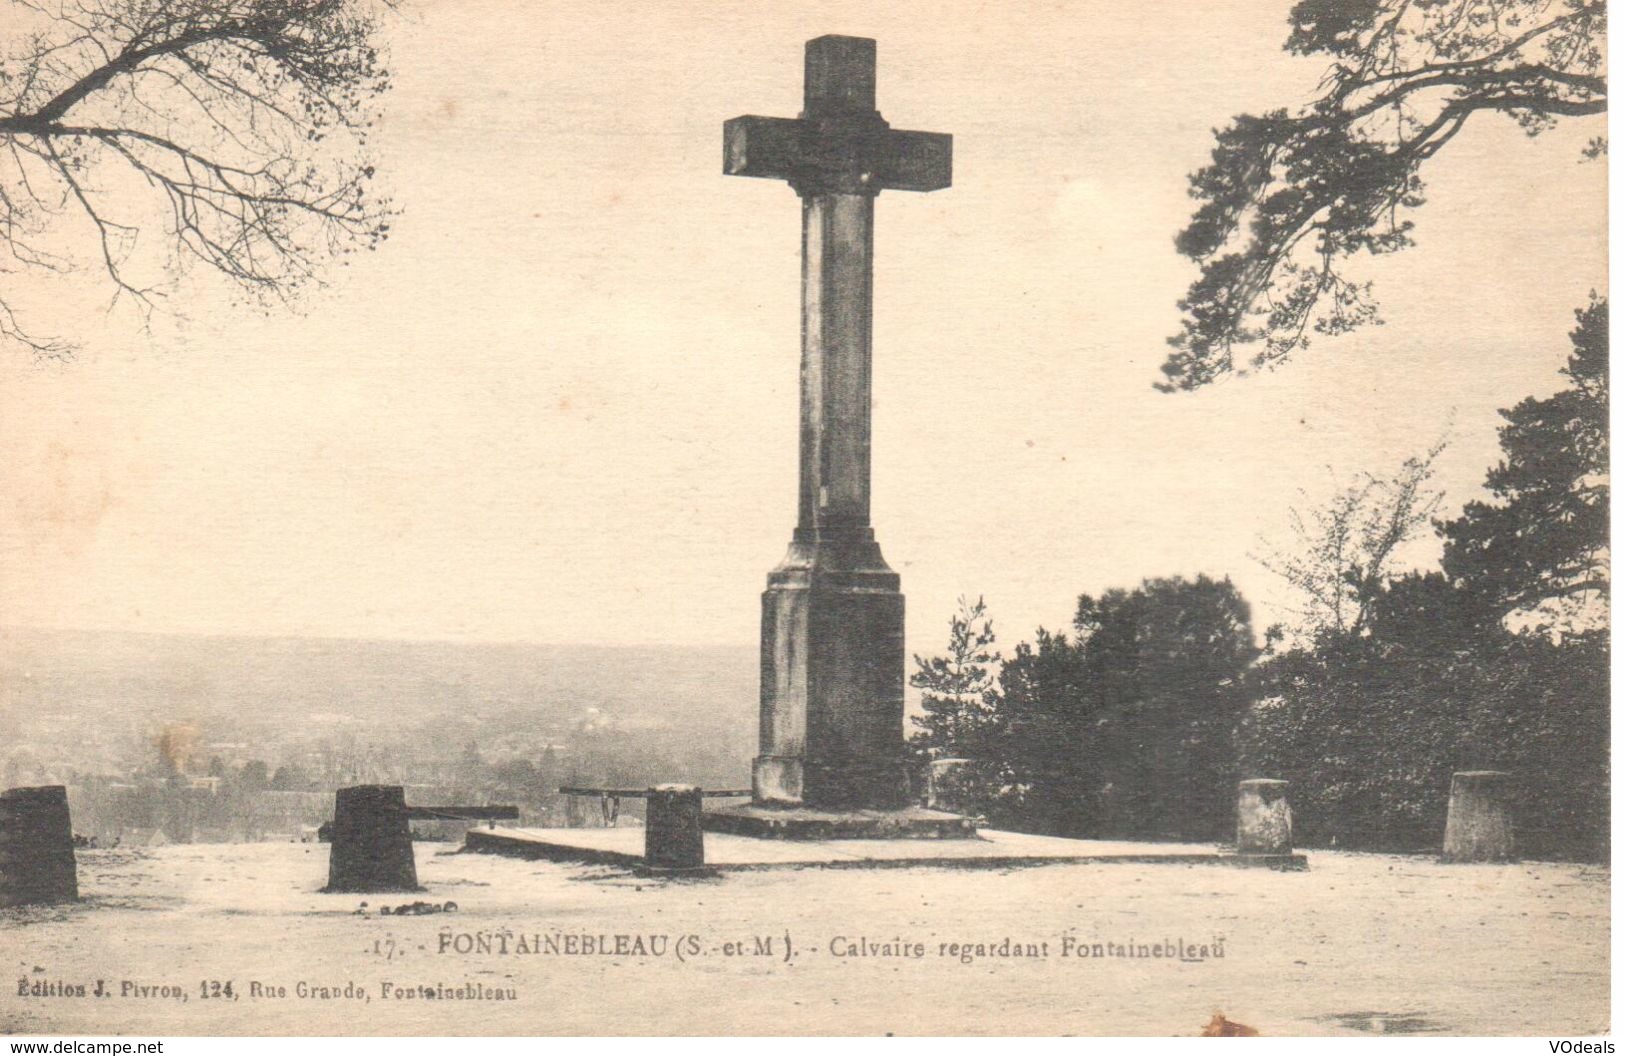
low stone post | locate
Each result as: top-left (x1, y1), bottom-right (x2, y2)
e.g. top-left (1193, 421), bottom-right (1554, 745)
top-left (1236, 778), bottom-right (1292, 856)
top-left (0, 785), bottom-right (79, 907)
top-left (927, 758), bottom-right (972, 813)
top-left (325, 785), bottom-right (420, 892)
top-left (1442, 770), bottom-right (1517, 863)
top-left (644, 784), bottom-right (704, 873)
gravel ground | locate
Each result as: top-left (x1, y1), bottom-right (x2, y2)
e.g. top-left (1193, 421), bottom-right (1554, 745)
top-left (0, 840), bottom-right (1608, 1036)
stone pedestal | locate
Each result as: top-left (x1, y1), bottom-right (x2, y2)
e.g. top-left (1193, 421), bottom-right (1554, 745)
top-left (1442, 770), bottom-right (1517, 863)
top-left (325, 785), bottom-right (421, 893)
top-left (756, 530), bottom-right (910, 810)
top-left (644, 785), bottom-right (705, 873)
top-left (0, 785), bottom-right (79, 907)
top-left (1236, 778), bottom-right (1293, 856)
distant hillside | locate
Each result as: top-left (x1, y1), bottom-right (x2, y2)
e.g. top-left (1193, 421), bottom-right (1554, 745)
top-left (0, 626), bottom-right (757, 737)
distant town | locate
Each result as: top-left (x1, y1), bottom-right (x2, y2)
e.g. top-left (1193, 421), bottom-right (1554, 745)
top-left (0, 628), bottom-right (756, 845)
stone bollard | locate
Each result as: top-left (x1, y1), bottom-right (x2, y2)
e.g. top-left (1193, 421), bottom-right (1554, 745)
top-left (1442, 770), bottom-right (1517, 863)
top-left (1236, 778), bottom-right (1293, 856)
top-left (325, 785), bottom-right (421, 893)
top-left (644, 784), bottom-right (704, 873)
top-left (0, 785), bottom-right (79, 907)
top-left (927, 758), bottom-right (972, 813)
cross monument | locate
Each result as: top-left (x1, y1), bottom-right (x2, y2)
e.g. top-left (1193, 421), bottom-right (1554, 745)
top-left (710, 36), bottom-right (967, 833)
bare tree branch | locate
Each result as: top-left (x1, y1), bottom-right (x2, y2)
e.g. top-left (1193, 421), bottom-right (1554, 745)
top-left (0, 0), bottom-right (395, 357)
top-left (1254, 439), bottom-right (1449, 641)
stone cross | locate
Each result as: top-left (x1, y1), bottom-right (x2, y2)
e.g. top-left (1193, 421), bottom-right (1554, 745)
top-left (723, 36), bottom-right (952, 812)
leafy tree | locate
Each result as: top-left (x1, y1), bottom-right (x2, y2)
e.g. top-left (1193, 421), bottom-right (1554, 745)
top-left (1075, 575), bottom-right (1259, 840)
top-left (909, 595), bottom-right (1002, 755)
top-left (997, 628), bottom-right (1092, 834)
top-left (1074, 576), bottom-right (1258, 702)
top-left (269, 762), bottom-right (309, 790)
top-left (993, 575), bottom-right (1258, 841)
top-left (1440, 296), bottom-right (1608, 632)
top-left (238, 758), bottom-right (269, 791)
top-left (490, 757), bottom-right (553, 811)
top-left (0, 0), bottom-right (394, 356)
top-left (1240, 301), bottom-right (1611, 860)
top-left (1360, 568), bottom-right (1498, 650)
top-left (1255, 442), bottom-right (1446, 640)
top-left (1244, 623), bottom-right (1607, 858)
top-left (1162, 0), bottom-right (1605, 390)
top-left (909, 595), bottom-right (1007, 817)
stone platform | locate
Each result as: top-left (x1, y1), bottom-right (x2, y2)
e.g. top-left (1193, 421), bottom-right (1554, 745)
top-left (463, 825), bottom-right (1308, 872)
top-left (701, 803), bottom-right (976, 840)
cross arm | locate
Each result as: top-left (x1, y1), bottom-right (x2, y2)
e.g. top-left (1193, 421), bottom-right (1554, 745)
top-left (873, 128), bottom-right (951, 192)
top-left (723, 115), bottom-right (805, 183)
top-left (724, 115), bottom-right (952, 195)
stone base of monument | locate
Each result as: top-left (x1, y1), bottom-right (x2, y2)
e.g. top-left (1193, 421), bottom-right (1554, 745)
top-left (701, 803), bottom-right (977, 840)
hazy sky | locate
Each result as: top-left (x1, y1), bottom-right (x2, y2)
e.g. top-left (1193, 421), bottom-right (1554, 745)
top-left (0, 0), bottom-right (1608, 651)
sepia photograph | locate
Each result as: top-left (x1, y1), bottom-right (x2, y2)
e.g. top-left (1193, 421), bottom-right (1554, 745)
top-left (0, 0), bottom-right (1610, 1040)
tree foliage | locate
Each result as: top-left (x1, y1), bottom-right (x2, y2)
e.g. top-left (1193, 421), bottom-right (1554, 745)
top-left (1255, 440), bottom-right (1447, 640)
top-left (996, 628), bottom-right (1090, 833)
top-left (1074, 575), bottom-right (1258, 840)
top-left (909, 594), bottom-right (1003, 756)
top-left (1162, 0), bottom-right (1605, 390)
top-left (1073, 575), bottom-right (1259, 697)
top-left (994, 575), bottom-right (1258, 840)
top-left (1439, 296), bottom-right (1608, 631)
top-left (1243, 617), bottom-right (1607, 859)
top-left (1239, 298), bottom-right (1610, 860)
top-left (0, 0), bottom-right (394, 356)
